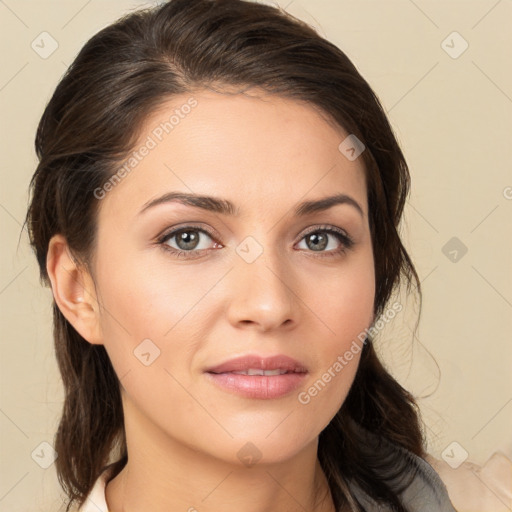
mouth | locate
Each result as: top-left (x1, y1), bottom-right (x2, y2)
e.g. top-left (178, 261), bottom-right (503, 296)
top-left (204, 354), bottom-right (308, 399)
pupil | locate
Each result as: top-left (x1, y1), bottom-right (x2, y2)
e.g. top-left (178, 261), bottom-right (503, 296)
top-left (178, 230), bottom-right (198, 250)
top-left (309, 233), bottom-right (327, 251)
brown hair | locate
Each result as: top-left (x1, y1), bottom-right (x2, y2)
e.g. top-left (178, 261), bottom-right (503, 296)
top-left (24, 0), bottom-right (425, 510)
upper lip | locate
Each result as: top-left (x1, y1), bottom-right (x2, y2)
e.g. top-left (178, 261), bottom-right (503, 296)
top-left (205, 354), bottom-right (308, 374)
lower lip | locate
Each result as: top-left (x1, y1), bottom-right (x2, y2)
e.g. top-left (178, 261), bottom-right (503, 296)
top-left (205, 371), bottom-right (307, 399)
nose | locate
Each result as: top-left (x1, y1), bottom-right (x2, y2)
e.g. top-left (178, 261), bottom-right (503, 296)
top-left (225, 246), bottom-right (297, 332)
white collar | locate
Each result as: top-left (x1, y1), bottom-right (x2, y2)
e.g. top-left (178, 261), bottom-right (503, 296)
top-left (77, 466), bottom-right (114, 512)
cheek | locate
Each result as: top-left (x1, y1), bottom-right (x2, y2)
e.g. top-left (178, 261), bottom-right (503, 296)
top-left (298, 256), bottom-right (375, 415)
top-left (93, 246), bottom-right (222, 393)
top-left (95, 248), bottom-right (194, 338)
top-left (91, 248), bottom-right (176, 374)
top-left (309, 254), bottom-right (375, 345)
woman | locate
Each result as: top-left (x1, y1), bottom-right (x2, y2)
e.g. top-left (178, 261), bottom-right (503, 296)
top-left (24, 0), bottom-right (458, 510)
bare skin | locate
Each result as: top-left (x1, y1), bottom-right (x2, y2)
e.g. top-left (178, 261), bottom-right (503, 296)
top-left (46, 87), bottom-right (375, 512)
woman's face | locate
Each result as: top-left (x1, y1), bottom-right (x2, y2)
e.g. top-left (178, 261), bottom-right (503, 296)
top-left (90, 88), bottom-right (375, 466)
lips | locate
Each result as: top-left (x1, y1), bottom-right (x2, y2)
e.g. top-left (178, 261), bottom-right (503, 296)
top-left (205, 354), bottom-right (308, 375)
top-left (204, 355), bottom-right (309, 399)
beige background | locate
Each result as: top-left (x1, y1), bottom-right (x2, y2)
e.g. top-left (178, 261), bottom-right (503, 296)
top-left (1, 0), bottom-right (511, 510)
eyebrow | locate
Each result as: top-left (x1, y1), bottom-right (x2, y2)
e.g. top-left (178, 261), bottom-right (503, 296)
top-left (138, 191), bottom-right (364, 218)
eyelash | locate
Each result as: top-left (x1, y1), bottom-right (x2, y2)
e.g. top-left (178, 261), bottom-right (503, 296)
top-left (156, 224), bottom-right (354, 260)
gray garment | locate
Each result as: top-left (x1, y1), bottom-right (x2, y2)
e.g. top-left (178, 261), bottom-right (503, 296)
top-left (347, 438), bottom-right (458, 511)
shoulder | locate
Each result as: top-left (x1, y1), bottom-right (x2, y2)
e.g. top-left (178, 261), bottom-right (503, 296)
top-left (426, 451), bottom-right (512, 512)
top-left (384, 445), bottom-right (459, 511)
top-left (347, 430), bottom-right (458, 511)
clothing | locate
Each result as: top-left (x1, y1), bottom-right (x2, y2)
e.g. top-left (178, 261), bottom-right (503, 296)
top-left (347, 446), bottom-right (458, 511)
top-left (76, 446), bottom-right (457, 512)
top-left (427, 451), bottom-right (512, 511)
top-left (77, 464), bottom-right (113, 512)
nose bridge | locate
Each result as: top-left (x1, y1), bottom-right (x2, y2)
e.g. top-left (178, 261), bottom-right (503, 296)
top-left (226, 232), bottom-right (297, 330)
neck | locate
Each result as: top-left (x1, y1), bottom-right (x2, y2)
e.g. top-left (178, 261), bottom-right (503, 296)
top-left (108, 456), bottom-right (335, 512)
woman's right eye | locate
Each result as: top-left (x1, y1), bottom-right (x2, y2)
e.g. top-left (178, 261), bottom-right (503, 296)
top-left (158, 226), bottom-right (221, 259)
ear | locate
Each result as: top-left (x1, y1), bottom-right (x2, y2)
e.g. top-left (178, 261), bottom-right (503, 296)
top-left (46, 234), bottom-right (103, 345)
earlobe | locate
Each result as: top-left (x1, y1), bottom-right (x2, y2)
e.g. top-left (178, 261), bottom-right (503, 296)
top-left (46, 234), bottom-right (103, 345)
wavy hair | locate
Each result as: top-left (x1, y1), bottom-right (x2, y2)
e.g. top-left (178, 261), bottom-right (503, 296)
top-left (24, 1), bottom-right (424, 510)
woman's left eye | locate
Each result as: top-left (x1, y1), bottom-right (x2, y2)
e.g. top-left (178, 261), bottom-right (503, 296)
top-left (296, 227), bottom-right (354, 257)
top-left (157, 225), bottom-right (354, 260)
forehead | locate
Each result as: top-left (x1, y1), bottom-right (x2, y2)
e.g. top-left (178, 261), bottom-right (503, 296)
top-left (96, 89), bottom-right (368, 222)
